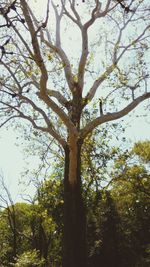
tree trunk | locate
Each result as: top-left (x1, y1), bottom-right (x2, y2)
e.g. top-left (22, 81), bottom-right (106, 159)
top-left (62, 142), bottom-right (87, 267)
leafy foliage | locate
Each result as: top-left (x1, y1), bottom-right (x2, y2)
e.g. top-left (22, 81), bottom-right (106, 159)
top-left (1, 140), bottom-right (150, 266)
top-left (11, 250), bottom-right (45, 267)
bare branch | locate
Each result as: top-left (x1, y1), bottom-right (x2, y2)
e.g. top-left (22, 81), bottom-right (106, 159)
top-left (0, 98), bottom-right (67, 148)
top-left (45, 1), bottom-right (75, 91)
top-left (47, 89), bottom-right (69, 107)
top-left (19, 113), bottom-right (67, 148)
top-left (62, 0), bottom-right (82, 28)
top-left (85, 63), bottom-right (116, 103)
top-left (117, 24), bottom-right (150, 61)
top-left (20, 0), bottom-right (48, 95)
top-left (10, 23), bottom-right (34, 58)
top-left (78, 25), bottom-right (89, 90)
top-left (35, 0), bottom-right (50, 34)
top-left (52, 1), bottom-right (63, 47)
top-left (1, 35), bottom-right (76, 136)
top-left (1, 60), bottom-right (22, 93)
top-left (83, 0), bottom-right (111, 29)
top-left (69, 0), bottom-right (82, 26)
top-left (0, 115), bottom-right (19, 128)
top-left (37, 91), bottom-right (77, 135)
top-left (80, 92), bottom-right (150, 139)
top-left (84, 21), bottom-right (150, 104)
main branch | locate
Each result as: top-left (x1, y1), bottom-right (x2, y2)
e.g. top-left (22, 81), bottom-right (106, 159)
top-left (80, 92), bottom-right (150, 139)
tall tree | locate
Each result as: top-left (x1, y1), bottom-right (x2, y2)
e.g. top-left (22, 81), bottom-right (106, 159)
top-left (0, 1), bottom-right (150, 266)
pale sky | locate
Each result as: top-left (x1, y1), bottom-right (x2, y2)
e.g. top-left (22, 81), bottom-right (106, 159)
top-left (0, 128), bottom-right (38, 203)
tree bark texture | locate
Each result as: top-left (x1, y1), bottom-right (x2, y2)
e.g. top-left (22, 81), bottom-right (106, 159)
top-left (63, 143), bottom-right (87, 267)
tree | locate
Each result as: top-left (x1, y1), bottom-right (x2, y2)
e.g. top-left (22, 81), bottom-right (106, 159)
top-left (0, 173), bottom-right (58, 266)
top-left (0, 1), bottom-right (150, 266)
top-left (0, 198), bottom-right (58, 266)
top-left (0, 175), bottom-right (18, 263)
top-left (86, 141), bottom-right (150, 267)
top-left (111, 141), bottom-right (150, 266)
top-left (87, 190), bottom-right (123, 267)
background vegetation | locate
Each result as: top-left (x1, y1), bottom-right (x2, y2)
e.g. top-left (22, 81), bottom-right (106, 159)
top-left (0, 139), bottom-right (149, 267)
